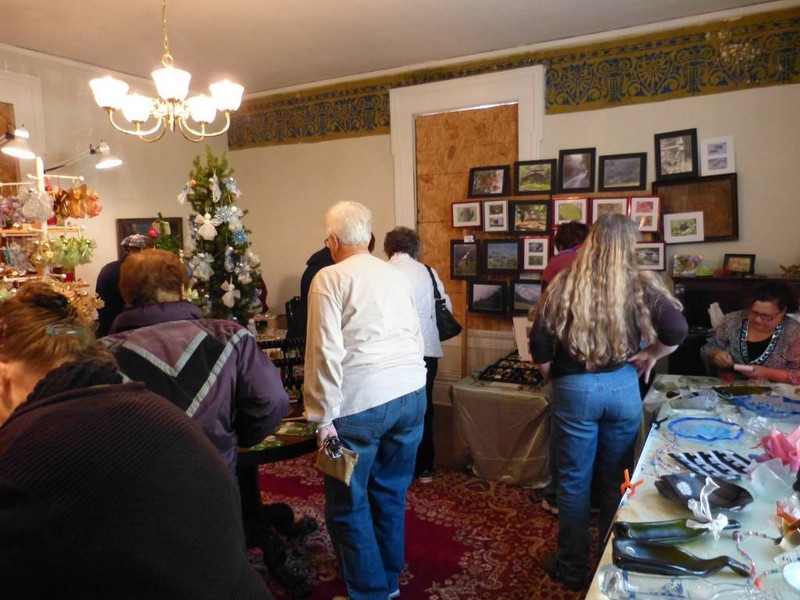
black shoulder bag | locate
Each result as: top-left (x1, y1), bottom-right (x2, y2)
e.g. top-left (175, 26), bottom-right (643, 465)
top-left (425, 265), bottom-right (462, 341)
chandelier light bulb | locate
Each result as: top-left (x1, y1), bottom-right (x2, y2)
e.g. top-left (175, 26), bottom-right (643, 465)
top-left (210, 80), bottom-right (245, 112)
top-left (152, 65), bottom-right (191, 102)
top-left (186, 94), bottom-right (218, 124)
top-left (121, 94), bottom-right (156, 124)
top-left (89, 76), bottom-right (130, 110)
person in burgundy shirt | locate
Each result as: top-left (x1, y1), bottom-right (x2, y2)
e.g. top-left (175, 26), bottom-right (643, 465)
top-left (541, 221), bottom-right (589, 292)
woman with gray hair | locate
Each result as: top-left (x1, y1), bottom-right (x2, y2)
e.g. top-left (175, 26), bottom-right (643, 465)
top-left (384, 225), bottom-right (453, 483)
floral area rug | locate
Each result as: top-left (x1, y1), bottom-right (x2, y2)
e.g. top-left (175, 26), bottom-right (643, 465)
top-left (251, 455), bottom-right (598, 599)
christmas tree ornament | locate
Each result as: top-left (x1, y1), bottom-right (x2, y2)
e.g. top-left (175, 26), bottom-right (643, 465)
top-left (177, 180), bottom-right (193, 204)
top-left (232, 228), bottom-right (248, 246)
top-left (224, 177), bottom-right (241, 197)
top-left (195, 212), bottom-right (220, 240)
top-left (224, 246), bottom-right (235, 272)
top-left (210, 173), bottom-right (222, 203)
top-left (191, 253), bottom-right (214, 281)
top-left (221, 280), bottom-right (240, 308)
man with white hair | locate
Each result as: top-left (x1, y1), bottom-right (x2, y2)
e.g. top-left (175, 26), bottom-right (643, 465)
top-left (304, 201), bottom-right (426, 600)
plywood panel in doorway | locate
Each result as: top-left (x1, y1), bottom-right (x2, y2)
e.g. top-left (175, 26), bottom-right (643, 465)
top-left (416, 104), bottom-right (518, 334)
top-left (0, 103), bottom-right (21, 193)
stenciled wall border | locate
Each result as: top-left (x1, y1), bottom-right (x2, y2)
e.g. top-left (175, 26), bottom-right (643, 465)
top-left (229, 7), bottom-right (800, 150)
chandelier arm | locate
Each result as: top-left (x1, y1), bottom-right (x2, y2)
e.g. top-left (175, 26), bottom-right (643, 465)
top-left (176, 120), bottom-right (206, 143)
top-left (178, 112), bottom-right (231, 140)
top-left (108, 110), bottom-right (165, 139)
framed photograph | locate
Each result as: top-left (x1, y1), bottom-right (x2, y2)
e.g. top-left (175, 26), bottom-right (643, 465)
top-left (598, 152), bottom-right (647, 192)
top-left (482, 199), bottom-right (509, 233)
top-left (468, 280), bottom-right (508, 314)
top-left (723, 253), bottom-right (756, 275)
top-left (700, 135), bottom-right (736, 176)
top-left (591, 197), bottom-right (629, 224)
top-left (552, 196), bottom-right (589, 227)
top-left (654, 128), bottom-right (698, 181)
top-left (452, 201), bottom-right (481, 228)
top-left (557, 147), bottom-right (596, 193)
top-left (521, 236), bottom-right (550, 271)
top-left (116, 217), bottom-right (183, 259)
top-left (450, 240), bottom-right (479, 280)
top-left (511, 280), bottom-right (543, 314)
top-left (663, 211), bottom-right (705, 244)
top-left (629, 195), bottom-right (661, 233)
top-left (468, 165), bottom-right (510, 198)
top-left (510, 200), bottom-right (550, 234)
top-left (482, 238), bottom-right (520, 275)
top-left (653, 174), bottom-right (738, 242)
top-left (514, 159), bottom-right (557, 195)
top-left (634, 242), bottom-right (666, 271)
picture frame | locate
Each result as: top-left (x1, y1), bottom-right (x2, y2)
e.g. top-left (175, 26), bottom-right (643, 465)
top-left (700, 135), bottom-right (736, 176)
top-left (521, 236), bottom-right (550, 271)
top-left (514, 159), bottom-right (557, 195)
top-left (663, 211), bottom-right (705, 244)
top-left (653, 174), bottom-right (738, 242)
top-left (468, 280), bottom-right (508, 314)
top-left (598, 152), bottom-right (647, 192)
top-left (629, 195), bottom-right (661, 233)
top-left (510, 200), bottom-right (550, 235)
top-left (511, 280), bottom-right (543, 314)
top-left (482, 199), bottom-right (509, 233)
top-left (468, 165), bottom-right (510, 198)
top-left (654, 128), bottom-right (698, 181)
top-left (452, 201), bottom-right (482, 228)
top-left (557, 147), bottom-right (596, 193)
top-left (450, 240), bottom-right (479, 280)
top-left (482, 238), bottom-right (520, 275)
top-left (591, 197), bottom-right (629, 224)
top-left (552, 196), bottom-right (589, 227)
top-left (116, 217), bottom-right (183, 259)
top-left (634, 242), bottom-right (666, 271)
top-left (723, 253), bottom-right (756, 275)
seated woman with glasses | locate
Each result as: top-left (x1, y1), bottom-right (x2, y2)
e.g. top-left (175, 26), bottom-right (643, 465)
top-left (701, 281), bottom-right (800, 383)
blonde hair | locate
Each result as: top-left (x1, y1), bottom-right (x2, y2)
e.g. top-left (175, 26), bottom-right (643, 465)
top-left (0, 281), bottom-right (113, 371)
top-left (537, 214), bottom-right (680, 370)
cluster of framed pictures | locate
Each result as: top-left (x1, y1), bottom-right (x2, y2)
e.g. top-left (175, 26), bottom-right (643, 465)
top-left (453, 195), bottom-right (662, 234)
top-left (451, 237), bottom-right (551, 279)
top-left (467, 279), bottom-right (543, 315)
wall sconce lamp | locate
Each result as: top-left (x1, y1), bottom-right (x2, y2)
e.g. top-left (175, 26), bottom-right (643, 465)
top-left (44, 141), bottom-right (123, 173)
top-left (0, 125), bottom-right (36, 160)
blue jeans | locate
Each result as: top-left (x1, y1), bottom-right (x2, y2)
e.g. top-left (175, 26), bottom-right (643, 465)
top-left (551, 365), bottom-right (641, 584)
top-left (325, 387), bottom-right (425, 600)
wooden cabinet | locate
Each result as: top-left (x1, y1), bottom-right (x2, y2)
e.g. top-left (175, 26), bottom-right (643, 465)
top-left (668, 275), bottom-right (800, 374)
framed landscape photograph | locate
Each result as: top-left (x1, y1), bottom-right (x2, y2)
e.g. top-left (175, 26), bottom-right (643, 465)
top-left (654, 128), bottom-right (698, 181)
top-left (634, 242), bottom-right (666, 271)
top-left (629, 195), bottom-right (661, 233)
top-left (452, 201), bottom-right (481, 228)
top-left (514, 159), bottom-right (557, 194)
top-left (557, 147), bottom-right (596, 193)
top-left (598, 152), bottom-right (647, 192)
top-left (552, 196), bottom-right (589, 227)
top-left (450, 240), bottom-right (479, 280)
top-left (723, 253), bottom-right (756, 275)
top-left (700, 135), bottom-right (736, 176)
top-left (482, 238), bottom-right (520, 275)
top-left (663, 211), bottom-right (704, 244)
top-left (468, 165), bottom-right (510, 198)
top-left (511, 280), bottom-right (542, 314)
top-left (653, 174), bottom-right (738, 242)
top-left (468, 280), bottom-right (508, 314)
top-left (521, 236), bottom-right (550, 271)
top-left (510, 200), bottom-right (550, 234)
top-left (116, 217), bottom-right (183, 259)
top-left (591, 197), bottom-right (628, 224)
top-left (482, 199), bottom-right (509, 233)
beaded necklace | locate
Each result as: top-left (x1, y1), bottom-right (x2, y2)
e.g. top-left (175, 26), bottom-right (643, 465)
top-left (739, 319), bottom-right (783, 365)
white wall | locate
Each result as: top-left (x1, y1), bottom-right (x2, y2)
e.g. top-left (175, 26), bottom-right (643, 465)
top-left (0, 46), bottom-right (227, 290)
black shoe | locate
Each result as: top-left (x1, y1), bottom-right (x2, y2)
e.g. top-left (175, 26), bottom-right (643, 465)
top-left (417, 469), bottom-right (434, 484)
top-left (541, 552), bottom-right (584, 592)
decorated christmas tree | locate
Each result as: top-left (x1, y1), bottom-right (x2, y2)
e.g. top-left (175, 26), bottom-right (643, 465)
top-left (180, 147), bottom-right (263, 323)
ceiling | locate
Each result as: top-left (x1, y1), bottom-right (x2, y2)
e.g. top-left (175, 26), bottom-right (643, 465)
top-left (0, 0), bottom-right (791, 96)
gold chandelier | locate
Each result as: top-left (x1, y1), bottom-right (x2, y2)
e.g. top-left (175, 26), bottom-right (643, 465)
top-left (88, 0), bottom-right (244, 143)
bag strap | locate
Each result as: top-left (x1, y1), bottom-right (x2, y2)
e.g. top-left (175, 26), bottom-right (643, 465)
top-left (425, 265), bottom-right (442, 301)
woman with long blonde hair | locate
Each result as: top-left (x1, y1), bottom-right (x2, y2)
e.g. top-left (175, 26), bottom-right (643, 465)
top-left (530, 214), bottom-right (687, 591)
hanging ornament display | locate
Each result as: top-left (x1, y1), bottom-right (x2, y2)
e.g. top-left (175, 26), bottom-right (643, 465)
top-left (21, 187), bottom-right (54, 222)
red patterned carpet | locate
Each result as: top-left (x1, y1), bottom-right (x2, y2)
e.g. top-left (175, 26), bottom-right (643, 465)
top-left (252, 456), bottom-right (598, 600)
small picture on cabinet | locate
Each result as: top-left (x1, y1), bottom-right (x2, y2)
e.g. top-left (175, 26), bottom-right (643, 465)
top-left (452, 201), bottom-right (481, 228)
top-left (723, 253), bottom-right (756, 275)
top-left (634, 242), bottom-right (666, 271)
top-left (558, 148), bottom-right (596, 193)
top-left (450, 240), bottom-right (479, 280)
top-left (510, 200), bottom-right (550, 234)
top-left (552, 197), bottom-right (588, 227)
top-left (591, 197), bottom-right (629, 224)
top-left (482, 238), bottom-right (520, 275)
top-left (469, 280), bottom-right (507, 314)
top-left (511, 280), bottom-right (542, 313)
top-left (468, 165), bottom-right (510, 198)
top-left (598, 152), bottom-right (647, 192)
top-left (514, 159), bottom-right (557, 194)
top-left (521, 236), bottom-right (550, 271)
top-left (482, 199), bottom-right (509, 233)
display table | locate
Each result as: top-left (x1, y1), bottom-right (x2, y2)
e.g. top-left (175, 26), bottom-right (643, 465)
top-left (451, 374), bottom-right (551, 487)
top-left (586, 374), bottom-right (800, 599)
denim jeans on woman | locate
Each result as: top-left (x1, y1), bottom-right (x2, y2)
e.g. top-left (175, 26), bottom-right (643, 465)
top-left (550, 364), bottom-right (641, 585)
top-left (324, 386), bottom-right (426, 600)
